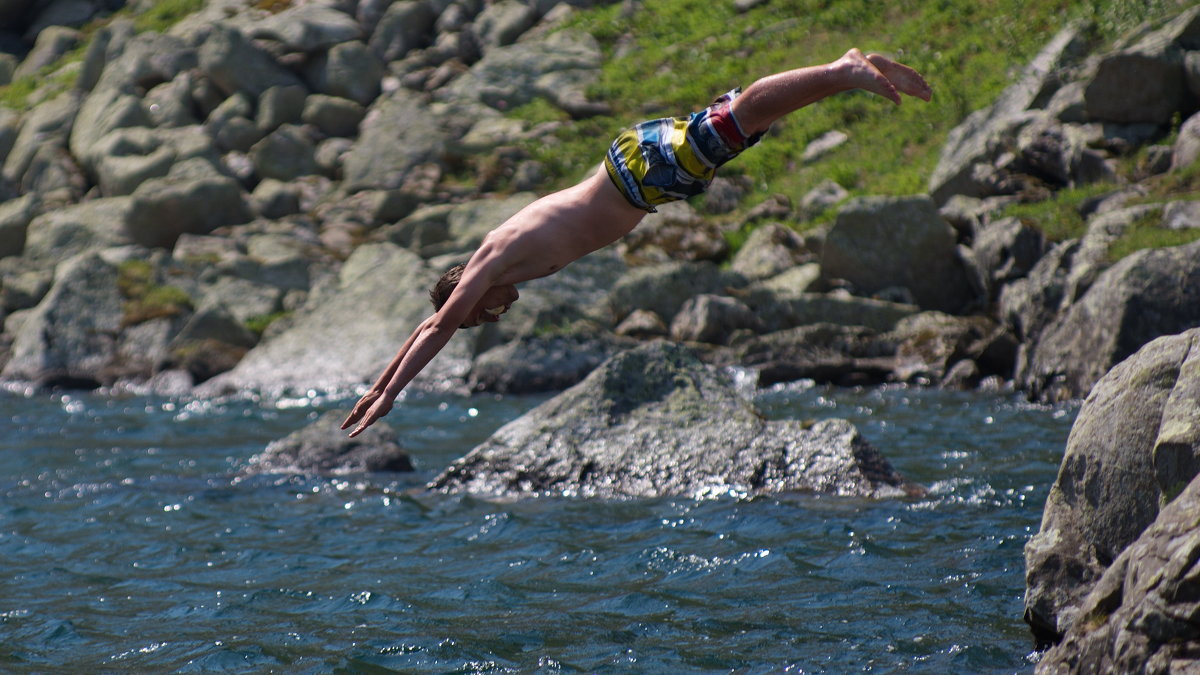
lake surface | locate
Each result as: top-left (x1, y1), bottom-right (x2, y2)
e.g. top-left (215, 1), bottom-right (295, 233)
top-left (1, 379), bottom-right (1074, 672)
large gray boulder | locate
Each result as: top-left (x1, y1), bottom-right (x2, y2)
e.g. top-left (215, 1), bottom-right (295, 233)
top-left (125, 164), bottom-right (253, 249)
top-left (22, 196), bottom-right (133, 262)
top-left (198, 23), bottom-right (305, 98)
top-left (438, 29), bottom-right (602, 114)
top-left (430, 341), bottom-right (925, 499)
top-left (198, 242), bottom-right (474, 395)
top-left (608, 260), bottom-right (746, 325)
top-left (1034, 473), bottom-right (1200, 674)
top-left (1, 251), bottom-right (123, 388)
top-left (341, 90), bottom-right (450, 192)
top-left (1083, 7), bottom-right (1200, 125)
top-left (1024, 329), bottom-right (1200, 648)
top-left (3, 90), bottom-right (80, 187)
top-left (245, 410), bottom-right (413, 476)
top-left (1023, 238), bottom-right (1200, 402)
top-left (820, 195), bottom-right (975, 314)
top-left (247, 3), bottom-right (362, 54)
top-left (928, 23), bottom-right (1091, 203)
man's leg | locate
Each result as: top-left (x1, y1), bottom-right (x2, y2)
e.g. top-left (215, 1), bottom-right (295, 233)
top-left (731, 48), bottom-right (931, 138)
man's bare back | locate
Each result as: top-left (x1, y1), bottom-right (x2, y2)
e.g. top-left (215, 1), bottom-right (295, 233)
top-left (342, 49), bottom-right (931, 437)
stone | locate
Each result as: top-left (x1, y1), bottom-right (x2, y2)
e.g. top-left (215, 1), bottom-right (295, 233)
top-left (609, 260), bottom-right (747, 324)
top-left (0, 193), bottom-right (36, 258)
top-left (369, 0), bottom-right (437, 62)
top-left (248, 4), bottom-right (362, 54)
top-left (670, 294), bottom-right (761, 345)
top-left (22, 197), bottom-right (133, 262)
top-left (474, 0), bottom-right (537, 48)
top-left (929, 22), bottom-right (1092, 203)
top-left (198, 243), bottom-right (474, 396)
top-left (4, 90), bottom-right (80, 187)
top-left (431, 341), bottom-right (925, 499)
top-left (1025, 329), bottom-right (1200, 649)
top-left (306, 41), bottom-right (382, 107)
top-left (301, 94), bottom-right (366, 138)
top-left (245, 410), bottom-right (413, 476)
top-left (1, 251), bottom-right (122, 388)
top-left (820, 195), bottom-right (975, 313)
top-left (198, 24), bottom-right (305, 99)
top-left (468, 331), bottom-right (626, 394)
top-left (125, 168), bottom-right (253, 249)
top-left (13, 25), bottom-right (80, 80)
top-left (248, 124), bottom-right (319, 181)
top-left (341, 90), bottom-right (449, 192)
top-left (730, 222), bottom-right (814, 280)
top-left (1025, 239), bottom-right (1200, 402)
top-left (257, 84), bottom-right (308, 134)
top-left (617, 200), bottom-right (728, 263)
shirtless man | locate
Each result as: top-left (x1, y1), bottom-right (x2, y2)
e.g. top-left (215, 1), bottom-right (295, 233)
top-left (343, 48), bottom-right (932, 436)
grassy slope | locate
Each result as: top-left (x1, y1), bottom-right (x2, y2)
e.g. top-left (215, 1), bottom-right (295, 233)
top-left (514, 0), bottom-right (1196, 243)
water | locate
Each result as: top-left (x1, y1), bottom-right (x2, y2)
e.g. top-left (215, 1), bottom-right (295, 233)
top-left (1, 381), bottom-right (1075, 673)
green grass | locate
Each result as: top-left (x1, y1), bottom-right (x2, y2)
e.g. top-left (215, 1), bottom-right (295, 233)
top-left (1106, 208), bottom-right (1200, 263)
top-left (509, 0), bottom-right (1193, 231)
top-left (117, 259), bottom-right (193, 326)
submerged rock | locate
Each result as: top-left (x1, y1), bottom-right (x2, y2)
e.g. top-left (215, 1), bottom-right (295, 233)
top-left (245, 410), bottom-right (413, 476)
top-left (431, 341), bottom-right (924, 500)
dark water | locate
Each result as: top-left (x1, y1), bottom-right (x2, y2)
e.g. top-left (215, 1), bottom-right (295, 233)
top-left (1, 378), bottom-right (1074, 673)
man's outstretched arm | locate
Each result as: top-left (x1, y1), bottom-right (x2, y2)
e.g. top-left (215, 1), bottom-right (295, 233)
top-left (341, 262), bottom-right (498, 436)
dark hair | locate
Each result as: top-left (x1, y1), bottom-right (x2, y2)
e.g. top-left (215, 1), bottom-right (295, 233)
top-left (430, 263), bottom-right (467, 311)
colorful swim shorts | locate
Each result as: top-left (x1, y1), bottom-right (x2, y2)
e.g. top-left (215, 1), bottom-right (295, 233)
top-left (604, 89), bottom-right (763, 212)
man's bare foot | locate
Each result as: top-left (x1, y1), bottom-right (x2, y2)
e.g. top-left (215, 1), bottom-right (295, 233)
top-left (867, 53), bottom-right (933, 101)
top-left (838, 48), bottom-right (901, 105)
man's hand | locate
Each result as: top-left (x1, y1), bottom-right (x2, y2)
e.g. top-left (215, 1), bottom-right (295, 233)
top-left (342, 389), bottom-right (386, 434)
top-left (343, 391), bottom-right (394, 437)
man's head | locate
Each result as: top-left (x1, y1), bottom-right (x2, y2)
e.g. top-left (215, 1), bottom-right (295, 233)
top-left (430, 263), bottom-right (519, 328)
top-left (430, 263), bottom-right (466, 311)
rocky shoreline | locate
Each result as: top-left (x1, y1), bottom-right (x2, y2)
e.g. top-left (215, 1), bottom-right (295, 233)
top-left (3, 0), bottom-right (1200, 668)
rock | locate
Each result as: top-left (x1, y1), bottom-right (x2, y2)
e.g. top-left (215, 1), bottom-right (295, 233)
top-left (125, 166), bottom-right (253, 249)
top-left (369, 0), bottom-right (437, 62)
top-left (614, 308), bottom-right (668, 339)
top-left (144, 75), bottom-right (202, 128)
top-left (3, 90), bottom-right (80, 187)
top-left (256, 84), bottom-right (307, 134)
top-left (341, 90), bottom-right (450, 192)
top-left (301, 94), bottom-right (365, 138)
top-left (1034, 474), bottom-right (1200, 674)
top-left (305, 41), bottom-right (382, 107)
top-left (198, 243), bottom-right (474, 395)
top-left (22, 197), bottom-right (133, 262)
top-left (163, 305), bottom-right (257, 383)
top-left (13, 25), bottom-right (80, 80)
top-left (1083, 7), bottom-right (1199, 125)
top-left (248, 124), bottom-right (319, 181)
top-left (468, 331), bottom-right (626, 394)
top-left (750, 263), bottom-right (822, 297)
top-left (1024, 239), bottom-right (1200, 402)
top-left (474, 0), bottom-right (537, 48)
top-left (1171, 110), bottom-right (1200, 170)
top-left (245, 410), bottom-right (413, 476)
top-left (251, 179), bottom-right (303, 220)
top-left (0, 193), bottom-right (37, 258)
top-left (799, 179), bottom-right (849, 219)
top-left (430, 341), bottom-right (925, 499)
top-left (801, 129), bottom-right (848, 162)
top-left (439, 29), bottom-right (602, 114)
top-left (887, 311), bottom-right (1014, 384)
top-left (89, 125), bottom-right (218, 196)
top-left (820, 195), bottom-right (975, 313)
top-left (723, 323), bottom-right (896, 387)
top-left (1, 251), bottom-right (122, 389)
top-left (670, 294), bottom-right (761, 345)
top-left (747, 288), bottom-right (920, 334)
top-left (198, 23), bottom-right (305, 99)
top-left (1024, 329), bottom-right (1200, 648)
top-left (970, 215), bottom-right (1048, 299)
top-left (248, 4), bottom-right (362, 54)
top-left (609, 260), bottom-right (746, 324)
top-left (730, 222), bottom-right (814, 280)
top-left (617, 200), bottom-right (728, 263)
top-left (928, 23), bottom-right (1092, 204)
